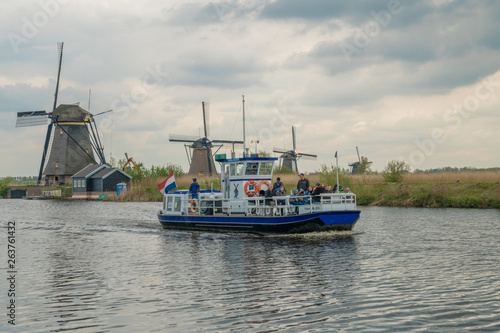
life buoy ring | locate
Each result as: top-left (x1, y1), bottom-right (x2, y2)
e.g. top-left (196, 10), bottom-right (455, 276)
top-left (245, 180), bottom-right (259, 197)
top-left (259, 180), bottom-right (271, 192)
top-left (190, 199), bottom-right (198, 213)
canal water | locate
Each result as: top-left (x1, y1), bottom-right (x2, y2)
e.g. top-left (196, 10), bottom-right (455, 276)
top-left (1, 200), bottom-right (499, 332)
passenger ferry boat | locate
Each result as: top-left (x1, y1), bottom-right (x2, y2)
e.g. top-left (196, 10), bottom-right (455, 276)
top-left (157, 155), bottom-right (360, 235)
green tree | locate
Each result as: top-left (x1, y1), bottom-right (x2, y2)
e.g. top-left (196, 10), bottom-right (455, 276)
top-left (274, 164), bottom-right (295, 174)
top-left (316, 165), bottom-right (351, 188)
top-left (0, 177), bottom-right (14, 198)
top-left (382, 160), bottom-right (410, 182)
top-left (357, 156), bottom-right (372, 174)
top-left (258, 150), bottom-right (271, 157)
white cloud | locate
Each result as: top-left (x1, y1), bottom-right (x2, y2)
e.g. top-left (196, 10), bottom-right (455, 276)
top-left (1, 0), bottom-right (500, 177)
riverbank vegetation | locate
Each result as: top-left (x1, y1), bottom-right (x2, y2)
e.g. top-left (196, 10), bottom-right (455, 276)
top-left (113, 165), bottom-right (500, 208)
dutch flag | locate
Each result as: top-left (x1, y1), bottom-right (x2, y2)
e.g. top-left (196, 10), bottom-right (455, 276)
top-left (157, 170), bottom-right (177, 195)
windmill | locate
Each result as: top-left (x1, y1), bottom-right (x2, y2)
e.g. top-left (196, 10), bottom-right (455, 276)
top-left (169, 102), bottom-right (243, 177)
top-left (273, 126), bottom-right (317, 173)
top-left (349, 146), bottom-right (372, 174)
top-left (14, 42), bottom-right (108, 185)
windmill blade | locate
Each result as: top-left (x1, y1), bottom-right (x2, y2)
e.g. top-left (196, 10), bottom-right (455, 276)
top-left (297, 152), bottom-right (317, 159)
top-left (52, 42), bottom-right (64, 112)
top-left (93, 109), bottom-right (113, 117)
top-left (212, 139), bottom-right (243, 144)
top-left (169, 134), bottom-right (199, 143)
top-left (356, 146), bottom-right (361, 162)
top-left (37, 122), bottom-right (54, 184)
top-left (202, 101), bottom-right (210, 138)
top-left (15, 111), bottom-right (48, 127)
top-left (273, 147), bottom-right (290, 154)
top-left (292, 126), bottom-right (296, 152)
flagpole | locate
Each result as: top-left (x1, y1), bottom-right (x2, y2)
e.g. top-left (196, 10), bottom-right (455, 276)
top-left (335, 151), bottom-right (339, 189)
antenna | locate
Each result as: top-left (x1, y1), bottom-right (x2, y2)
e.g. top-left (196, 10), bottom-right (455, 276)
top-left (242, 95), bottom-right (246, 157)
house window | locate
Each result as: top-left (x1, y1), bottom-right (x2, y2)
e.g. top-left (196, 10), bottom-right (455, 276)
top-left (55, 162), bottom-right (59, 168)
top-left (60, 128), bottom-right (63, 135)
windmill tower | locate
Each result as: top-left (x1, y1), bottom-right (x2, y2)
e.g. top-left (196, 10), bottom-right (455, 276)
top-left (169, 102), bottom-right (243, 177)
top-left (349, 146), bottom-right (372, 174)
top-left (273, 126), bottom-right (317, 173)
top-left (14, 42), bottom-right (107, 185)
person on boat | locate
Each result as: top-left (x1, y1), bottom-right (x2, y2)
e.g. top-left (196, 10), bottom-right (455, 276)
top-left (291, 188), bottom-right (306, 205)
top-left (325, 185), bottom-right (332, 193)
top-left (273, 177), bottom-right (284, 192)
top-left (312, 182), bottom-right (326, 202)
top-left (264, 183), bottom-right (276, 206)
top-left (189, 178), bottom-right (200, 200)
top-left (297, 173), bottom-right (309, 192)
top-left (332, 184), bottom-right (338, 193)
top-left (276, 185), bottom-right (286, 215)
top-left (304, 185), bottom-right (313, 204)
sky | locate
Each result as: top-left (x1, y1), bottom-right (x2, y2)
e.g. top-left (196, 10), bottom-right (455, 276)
top-left (1, 0), bottom-right (500, 177)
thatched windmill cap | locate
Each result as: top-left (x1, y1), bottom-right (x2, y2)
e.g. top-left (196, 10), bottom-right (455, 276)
top-left (52, 104), bottom-right (92, 122)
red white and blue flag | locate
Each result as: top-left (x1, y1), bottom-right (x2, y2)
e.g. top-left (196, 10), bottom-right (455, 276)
top-left (157, 170), bottom-right (176, 195)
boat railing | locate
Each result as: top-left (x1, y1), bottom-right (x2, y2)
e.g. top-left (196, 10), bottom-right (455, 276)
top-left (179, 192), bottom-right (356, 217)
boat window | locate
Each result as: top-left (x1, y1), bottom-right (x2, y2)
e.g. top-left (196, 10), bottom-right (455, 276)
top-left (229, 163), bottom-right (236, 176)
top-left (245, 163), bottom-right (258, 175)
top-left (259, 162), bottom-right (273, 175)
top-left (236, 163), bottom-right (245, 176)
top-left (167, 196), bottom-right (173, 211)
top-left (174, 196), bottom-right (182, 212)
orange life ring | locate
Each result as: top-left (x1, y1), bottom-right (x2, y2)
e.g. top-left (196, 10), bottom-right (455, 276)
top-left (190, 199), bottom-right (198, 213)
top-left (244, 180), bottom-right (259, 197)
top-left (259, 180), bottom-right (271, 192)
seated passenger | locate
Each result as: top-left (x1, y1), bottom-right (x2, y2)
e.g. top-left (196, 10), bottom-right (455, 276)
top-left (304, 186), bottom-right (313, 204)
top-left (264, 184), bottom-right (276, 206)
top-left (273, 177), bottom-right (284, 192)
top-left (312, 182), bottom-right (326, 202)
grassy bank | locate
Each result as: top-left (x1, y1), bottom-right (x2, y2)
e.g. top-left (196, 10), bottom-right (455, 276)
top-left (112, 171), bottom-right (500, 208)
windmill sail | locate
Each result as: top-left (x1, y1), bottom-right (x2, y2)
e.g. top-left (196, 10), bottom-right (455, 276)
top-left (15, 111), bottom-right (48, 127)
top-left (273, 126), bottom-right (317, 173)
top-left (169, 101), bottom-right (243, 176)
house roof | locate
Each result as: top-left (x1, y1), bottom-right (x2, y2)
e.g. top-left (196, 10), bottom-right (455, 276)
top-left (90, 167), bottom-right (132, 180)
top-left (72, 164), bottom-right (109, 178)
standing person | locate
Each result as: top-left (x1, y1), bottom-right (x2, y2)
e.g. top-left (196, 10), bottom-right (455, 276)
top-left (274, 177), bottom-right (284, 192)
top-left (297, 173), bottom-right (309, 192)
top-left (189, 178), bottom-right (200, 200)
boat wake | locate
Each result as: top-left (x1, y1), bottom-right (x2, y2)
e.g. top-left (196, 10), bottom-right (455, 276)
top-left (266, 229), bottom-right (364, 240)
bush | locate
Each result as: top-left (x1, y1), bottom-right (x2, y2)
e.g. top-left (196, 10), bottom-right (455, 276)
top-left (0, 177), bottom-right (14, 198)
top-left (273, 165), bottom-right (295, 174)
top-left (382, 160), bottom-right (410, 182)
top-left (124, 163), bottom-right (185, 181)
top-left (316, 164), bottom-right (351, 188)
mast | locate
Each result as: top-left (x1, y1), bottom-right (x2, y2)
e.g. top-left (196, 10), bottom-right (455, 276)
top-left (242, 95), bottom-right (246, 157)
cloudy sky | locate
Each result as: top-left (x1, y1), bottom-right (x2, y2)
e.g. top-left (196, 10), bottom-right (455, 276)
top-left (1, 0), bottom-right (500, 177)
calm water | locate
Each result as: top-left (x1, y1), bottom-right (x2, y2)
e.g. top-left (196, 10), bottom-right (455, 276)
top-left (0, 199), bottom-right (499, 332)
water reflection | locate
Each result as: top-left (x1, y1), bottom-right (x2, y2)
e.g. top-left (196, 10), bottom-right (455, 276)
top-left (44, 230), bottom-right (106, 332)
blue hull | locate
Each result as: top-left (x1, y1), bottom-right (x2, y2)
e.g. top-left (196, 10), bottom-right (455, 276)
top-left (158, 210), bottom-right (360, 235)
